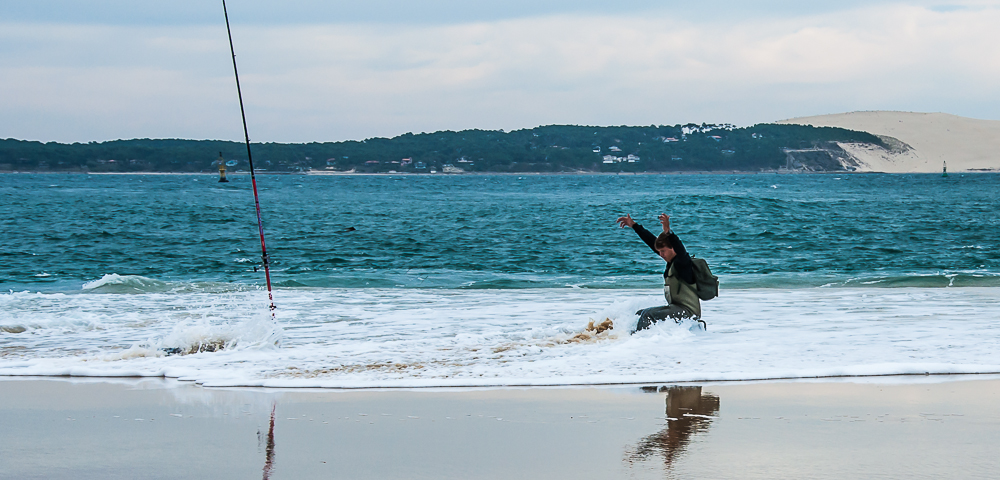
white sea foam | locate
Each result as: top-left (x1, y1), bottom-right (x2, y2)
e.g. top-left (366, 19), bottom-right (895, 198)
top-left (2, 287), bottom-right (1000, 388)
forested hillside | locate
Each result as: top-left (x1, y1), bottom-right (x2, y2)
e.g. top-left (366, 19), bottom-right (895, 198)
top-left (1, 123), bottom-right (883, 173)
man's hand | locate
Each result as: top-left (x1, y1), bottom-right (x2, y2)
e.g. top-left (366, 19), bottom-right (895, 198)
top-left (616, 214), bottom-right (636, 228)
top-left (659, 214), bottom-right (670, 233)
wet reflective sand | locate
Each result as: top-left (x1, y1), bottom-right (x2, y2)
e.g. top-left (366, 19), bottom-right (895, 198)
top-left (1, 377), bottom-right (998, 479)
top-left (627, 385), bottom-right (721, 469)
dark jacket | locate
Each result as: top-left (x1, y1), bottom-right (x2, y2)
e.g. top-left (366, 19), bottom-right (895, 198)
top-left (632, 223), bottom-right (701, 317)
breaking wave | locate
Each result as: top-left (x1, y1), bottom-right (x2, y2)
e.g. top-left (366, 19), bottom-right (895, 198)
top-left (81, 274), bottom-right (255, 294)
top-left (108, 313), bottom-right (283, 360)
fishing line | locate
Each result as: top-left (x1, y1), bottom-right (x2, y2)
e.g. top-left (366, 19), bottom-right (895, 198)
top-left (223, 0), bottom-right (276, 317)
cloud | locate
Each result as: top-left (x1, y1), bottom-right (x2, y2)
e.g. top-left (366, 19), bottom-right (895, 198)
top-left (0, 0), bottom-right (941, 26)
top-left (3, 3), bottom-right (1000, 142)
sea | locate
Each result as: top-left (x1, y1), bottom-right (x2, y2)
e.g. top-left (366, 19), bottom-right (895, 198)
top-left (2, 172), bottom-right (999, 388)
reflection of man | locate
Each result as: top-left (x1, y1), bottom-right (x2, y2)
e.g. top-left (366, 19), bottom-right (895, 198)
top-left (628, 386), bottom-right (720, 468)
top-left (616, 213), bottom-right (704, 332)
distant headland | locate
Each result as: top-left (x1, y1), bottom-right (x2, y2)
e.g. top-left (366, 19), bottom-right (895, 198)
top-left (3, 113), bottom-right (996, 174)
top-left (779, 111), bottom-right (1000, 173)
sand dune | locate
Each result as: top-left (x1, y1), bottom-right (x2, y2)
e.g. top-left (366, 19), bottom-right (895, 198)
top-left (777, 111), bottom-right (1000, 173)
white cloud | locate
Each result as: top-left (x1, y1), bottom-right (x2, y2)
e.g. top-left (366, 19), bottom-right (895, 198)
top-left (3, 3), bottom-right (1000, 142)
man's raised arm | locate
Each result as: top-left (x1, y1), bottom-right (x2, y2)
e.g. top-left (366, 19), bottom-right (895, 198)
top-left (618, 213), bottom-right (657, 252)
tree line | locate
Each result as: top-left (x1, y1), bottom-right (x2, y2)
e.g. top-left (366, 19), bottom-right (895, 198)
top-left (0, 123), bottom-right (884, 173)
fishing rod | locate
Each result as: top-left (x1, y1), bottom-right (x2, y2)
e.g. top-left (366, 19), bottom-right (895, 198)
top-left (223, 0), bottom-right (276, 316)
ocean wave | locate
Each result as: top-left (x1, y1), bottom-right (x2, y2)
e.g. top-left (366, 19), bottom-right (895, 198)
top-left (3, 287), bottom-right (1000, 387)
top-left (0, 286), bottom-right (280, 365)
top-left (457, 278), bottom-right (552, 289)
top-left (848, 273), bottom-right (1000, 288)
top-left (80, 274), bottom-right (255, 294)
top-left (106, 313), bottom-right (283, 360)
top-left (82, 274), bottom-right (171, 293)
top-left (716, 272), bottom-right (1000, 289)
top-left (64, 271), bottom-right (1000, 294)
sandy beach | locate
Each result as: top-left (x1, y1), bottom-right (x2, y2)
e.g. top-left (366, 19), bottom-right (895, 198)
top-left (2, 377), bottom-right (997, 479)
top-left (778, 111), bottom-right (1000, 173)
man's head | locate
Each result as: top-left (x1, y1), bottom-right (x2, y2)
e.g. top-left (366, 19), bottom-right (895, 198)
top-left (654, 232), bottom-right (676, 262)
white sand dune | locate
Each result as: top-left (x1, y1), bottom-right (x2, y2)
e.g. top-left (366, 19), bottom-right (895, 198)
top-left (777, 111), bottom-right (1000, 173)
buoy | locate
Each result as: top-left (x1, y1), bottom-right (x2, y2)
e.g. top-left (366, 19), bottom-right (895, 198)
top-left (218, 152), bottom-right (230, 183)
top-left (942, 160), bottom-right (948, 177)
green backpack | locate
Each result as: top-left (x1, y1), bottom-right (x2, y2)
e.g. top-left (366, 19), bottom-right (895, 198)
top-left (691, 257), bottom-right (719, 301)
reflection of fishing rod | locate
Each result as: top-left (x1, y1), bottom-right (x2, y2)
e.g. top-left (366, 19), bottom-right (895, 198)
top-left (223, 0), bottom-right (276, 316)
top-left (261, 401), bottom-right (277, 480)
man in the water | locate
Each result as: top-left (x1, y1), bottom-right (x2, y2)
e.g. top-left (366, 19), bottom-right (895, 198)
top-left (617, 213), bottom-right (703, 332)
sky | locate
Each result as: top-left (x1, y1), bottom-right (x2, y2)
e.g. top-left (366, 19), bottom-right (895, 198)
top-left (2, 0), bottom-right (1000, 143)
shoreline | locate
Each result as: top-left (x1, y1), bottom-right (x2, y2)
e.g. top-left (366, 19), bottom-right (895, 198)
top-left (1, 169), bottom-right (995, 176)
top-left (4, 371), bottom-right (1000, 391)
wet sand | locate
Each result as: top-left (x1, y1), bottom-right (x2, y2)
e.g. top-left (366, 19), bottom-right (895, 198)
top-left (1, 377), bottom-right (998, 479)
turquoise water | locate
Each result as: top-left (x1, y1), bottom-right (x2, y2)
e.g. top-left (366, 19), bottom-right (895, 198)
top-left (3, 172), bottom-right (1000, 387)
top-left (3, 173), bottom-right (998, 291)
